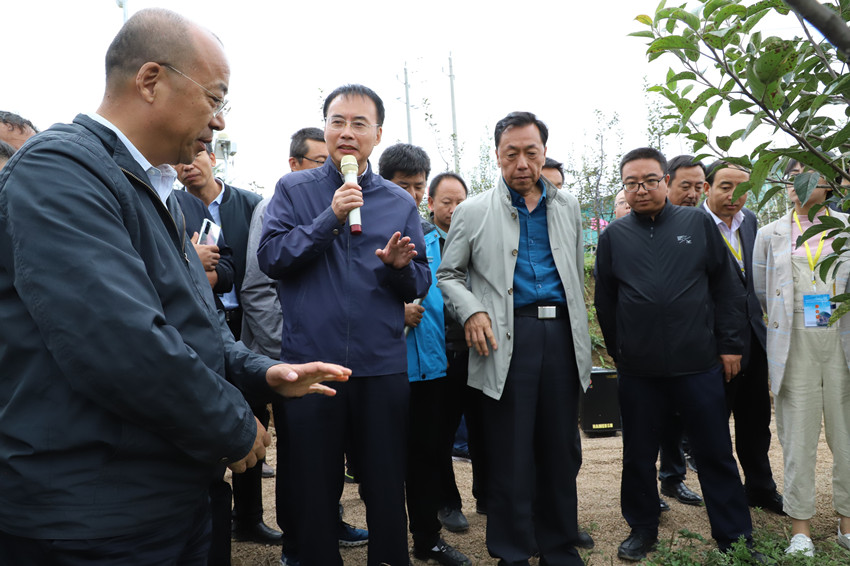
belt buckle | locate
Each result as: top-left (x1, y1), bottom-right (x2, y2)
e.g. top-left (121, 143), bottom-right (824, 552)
top-left (537, 305), bottom-right (556, 319)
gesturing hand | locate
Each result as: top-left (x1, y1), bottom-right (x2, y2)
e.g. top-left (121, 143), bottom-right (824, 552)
top-left (266, 361), bottom-right (351, 398)
top-left (375, 231), bottom-right (417, 269)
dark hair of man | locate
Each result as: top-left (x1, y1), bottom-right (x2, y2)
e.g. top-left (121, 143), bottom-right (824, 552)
top-left (290, 127), bottom-right (325, 159)
top-left (323, 84), bottom-right (385, 126)
top-left (104, 8), bottom-right (193, 86)
top-left (429, 172), bottom-right (469, 198)
top-left (783, 158), bottom-right (801, 178)
top-left (378, 144), bottom-right (431, 181)
top-left (0, 111), bottom-right (38, 134)
top-left (0, 140), bottom-right (15, 161)
top-left (543, 157), bottom-right (565, 182)
top-left (494, 111), bottom-right (549, 149)
top-left (667, 154), bottom-right (706, 184)
top-left (619, 147), bottom-right (667, 177)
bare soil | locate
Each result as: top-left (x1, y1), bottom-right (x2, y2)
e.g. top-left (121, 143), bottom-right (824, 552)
top-left (230, 406), bottom-right (840, 565)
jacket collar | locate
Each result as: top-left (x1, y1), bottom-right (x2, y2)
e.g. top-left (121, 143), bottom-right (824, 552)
top-left (73, 114), bottom-right (151, 185)
top-left (632, 199), bottom-right (673, 223)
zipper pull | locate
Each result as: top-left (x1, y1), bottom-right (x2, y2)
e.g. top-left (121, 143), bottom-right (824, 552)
top-left (184, 252), bottom-right (190, 264)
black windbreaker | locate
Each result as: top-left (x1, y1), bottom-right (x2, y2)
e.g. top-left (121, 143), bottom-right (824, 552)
top-left (594, 201), bottom-right (746, 377)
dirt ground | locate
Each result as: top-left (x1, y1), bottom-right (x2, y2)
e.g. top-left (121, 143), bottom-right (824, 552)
top-left (230, 406), bottom-right (839, 566)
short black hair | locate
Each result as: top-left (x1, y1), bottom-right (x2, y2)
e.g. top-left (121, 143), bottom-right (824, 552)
top-left (290, 127), bottom-right (325, 159)
top-left (620, 147), bottom-right (667, 177)
top-left (0, 111), bottom-right (38, 134)
top-left (494, 111), bottom-right (548, 149)
top-left (378, 143), bottom-right (430, 181)
top-left (543, 157), bottom-right (565, 182)
top-left (0, 140), bottom-right (15, 161)
top-left (705, 160), bottom-right (750, 186)
top-left (104, 8), bottom-right (193, 85)
top-left (323, 84), bottom-right (385, 126)
top-left (667, 155), bottom-right (706, 184)
top-left (429, 172), bottom-right (468, 198)
top-left (783, 158), bottom-right (801, 178)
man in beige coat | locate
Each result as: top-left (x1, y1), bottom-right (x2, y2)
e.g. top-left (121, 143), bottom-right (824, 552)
top-left (437, 111), bottom-right (591, 566)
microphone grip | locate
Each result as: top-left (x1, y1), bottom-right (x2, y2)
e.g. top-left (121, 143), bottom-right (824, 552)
top-left (345, 170), bottom-right (362, 235)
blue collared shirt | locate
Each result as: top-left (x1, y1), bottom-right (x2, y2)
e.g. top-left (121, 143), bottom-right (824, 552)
top-left (508, 180), bottom-right (567, 309)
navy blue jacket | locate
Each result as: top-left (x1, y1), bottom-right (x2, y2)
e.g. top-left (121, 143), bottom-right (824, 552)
top-left (0, 115), bottom-right (275, 539)
top-left (257, 159), bottom-right (431, 376)
top-left (218, 182), bottom-right (262, 298)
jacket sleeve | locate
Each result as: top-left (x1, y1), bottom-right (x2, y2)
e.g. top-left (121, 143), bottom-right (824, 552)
top-left (752, 227), bottom-right (769, 313)
top-left (1, 139), bottom-right (257, 465)
top-left (257, 177), bottom-right (341, 279)
top-left (705, 215), bottom-right (746, 355)
top-left (593, 228), bottom-right (619, 364)
top-left (379, 205), bottom-right (432, 302)
top-left (241, 201), bottom-right (284, 360)
top-left (436, 201), bottom-right (488, 325)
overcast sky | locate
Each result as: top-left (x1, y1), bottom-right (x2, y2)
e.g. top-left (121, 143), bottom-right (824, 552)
top-left (5, 1), bottom-right (751, 195)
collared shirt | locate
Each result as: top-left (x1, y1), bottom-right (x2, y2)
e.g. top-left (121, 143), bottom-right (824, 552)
top-left (703, 201), bottom-right (744, 272)
top-left (207, 180), bottom-right (239, 310)
top-left (86, 113), bottom-right (176, 204)
top-left (507, 180), bottom-right (567, 309)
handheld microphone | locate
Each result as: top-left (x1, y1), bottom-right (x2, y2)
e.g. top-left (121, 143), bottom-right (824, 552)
top-left (341, 155), bottom-right (362, 235)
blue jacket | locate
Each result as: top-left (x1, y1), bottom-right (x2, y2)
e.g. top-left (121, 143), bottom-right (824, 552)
top-left (257, 159), bottom-right (431, 376)
top-left (0, 115), bottom-right (274, 539)
top-left (407, 222), bottom-right (448, 382)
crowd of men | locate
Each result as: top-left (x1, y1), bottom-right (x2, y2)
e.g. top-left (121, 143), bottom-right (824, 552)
top-left (2, 6), bottom-right (836, 566)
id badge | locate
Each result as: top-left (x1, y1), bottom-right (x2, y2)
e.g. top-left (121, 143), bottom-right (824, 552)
top-left (803, 294), bottom-right (832, 327)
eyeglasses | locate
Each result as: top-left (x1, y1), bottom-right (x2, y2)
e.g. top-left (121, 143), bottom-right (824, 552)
top-left (622, 178), bottom-right (663, 193)
top-left (299, 156), bottom-right (326, 165)
top-left (161, 63), bottom-right (230, 117)
top-left (325, 118), bottom-right (380, 135)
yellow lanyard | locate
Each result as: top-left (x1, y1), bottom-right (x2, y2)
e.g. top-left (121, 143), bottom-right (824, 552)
top-left (721, 231), bottom-right (743, 272)
top-left (793, 209), bottom-right (829, 284)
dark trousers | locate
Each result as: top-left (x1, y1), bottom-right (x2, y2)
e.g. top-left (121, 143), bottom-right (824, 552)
top-left (443, 348), bottom-right (482, 510)
top-left (0, 496), bottom-right (211, 566)
top-left (658, 414), bottom-right (687, 485)
top-left (481, 316), bottom-right (584, 566)
top-left (277, 374), bottom-right (409, 566)
top-left (619, 366), bottom-right (753, 548)
top-left (407, 377), bottom-right (457, 549)
top-left (725, 335), bottom-right (776, 497)
top-left (208, 479), bottom-right (232, 566)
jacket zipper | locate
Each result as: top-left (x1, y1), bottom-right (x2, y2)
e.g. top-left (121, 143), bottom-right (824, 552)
top-left (120, 168), bottom-right (188, 262)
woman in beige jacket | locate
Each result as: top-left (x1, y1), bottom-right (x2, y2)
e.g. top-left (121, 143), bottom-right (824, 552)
top-left (752, 174), bottom-right (850, 557)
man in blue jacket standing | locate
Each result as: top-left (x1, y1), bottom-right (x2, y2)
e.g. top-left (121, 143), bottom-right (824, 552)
top-left (379, 143), bottom-right (472, 566)
top-left (258, 85), bottom-right (431, 566)
top-left (0, 9), bottom-right (349, 565)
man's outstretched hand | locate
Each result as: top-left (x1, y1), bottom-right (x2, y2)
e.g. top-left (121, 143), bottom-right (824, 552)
top-left (266, 361), bottom-right (351, 398)
top-left (375, 231), bottom-right (417, 269)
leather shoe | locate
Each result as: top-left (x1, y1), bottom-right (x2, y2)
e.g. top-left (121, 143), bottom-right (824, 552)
top-left (232, 521), bottom-right (283, 545)
top-left (660, 498), bottom-right (670, 512)
top-left (574, 530), bottom-right (595, 549)
top-left (660, 481), bottom-right (702, 506)
top-left (413, 539), bottom-right (471, 566)
top-left (618, 531), bottom-right (657, 561)
top-left (438, 507), bottom-right (469, 532)
top-left (747, 490), bottom-right (786, 515)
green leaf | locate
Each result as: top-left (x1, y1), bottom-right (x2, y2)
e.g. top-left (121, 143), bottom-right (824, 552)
top-left (816, 215), bottom-right (846, 229)
top-left (729, 99), bottom-right (753, 115)
top-left (830, 292), bottom-right (850, 303)
top-left (826, 121), bottom-right (850, 151)
top-left (750, 141), bottom-right (772, 158)
top-left (714, 4), bottom-right (748, 24)
top-left (705, 99), bottom-right (723, 129)
top-left (669, 71), bottom-right (697, 82)
top-left (636, 14), bottom-right (653, 25)
top-left (742, 6), bottom-right (771, 33)
top-left (717, 135), bottom-right (734, 151)
top-left (794, 171), bottom-right (820, 204)
top-left (750, 152), bottom-right (781, 197)
top-left (829, 300), bottom-right (850, 325)
top-left (757, 184), bottom-right (784, 210)
top-left (819, 254), bottom-right (840, 282)
top-left (704, 0), bottom-right (733, 19)
top-left (629, 30), bottom-right (656, 38)
top-left (672, 8), bottom-right (700, 31)
top-left (732, 180), bottom-right (754, 201)
top-left (647, 35), bottom-right (700, 55)
top-left (833, 238), bottom-right (848, 253)
top-left (741, 112), bottom-right (766, 141)
top-left (681, 87), bottom-right (720, 125)
top-left (796, 222), bottom-right (835, 248)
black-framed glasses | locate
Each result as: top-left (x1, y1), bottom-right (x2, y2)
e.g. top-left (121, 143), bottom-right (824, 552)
top-left (299, 156), bottom-right (326, 165)
top-left (623, 178), bottom-right (663, 193)
top-left (161, 63), bottom-right (230, 117)
top-left (325, 118), bottom-right (380, 135)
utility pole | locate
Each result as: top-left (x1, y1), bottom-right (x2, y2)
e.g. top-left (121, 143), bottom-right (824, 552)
top-left (449, 53), bottom-right (460, 173)
top-left (404, 63), bottom-right (412, 144)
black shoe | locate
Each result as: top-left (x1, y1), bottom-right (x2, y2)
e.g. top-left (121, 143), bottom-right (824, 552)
top-left (231, 521), bottom-right (283, 545)
top-left (437, 507), bottom-right (469, 532)
top-left (574, 530), bottom-right (595, 549)
top-left (660, 498), bottom-right (670, 512)
top-left (262, 461), bottom-right (276, 478)
top-left (747, 490), bottom-right (786, 515)
top-left (617, 532), bottom-right (658, 562)
top-left (413, 539), bottom-right (472, 566)
top-left (660, 481), bottom-right (703, 506)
